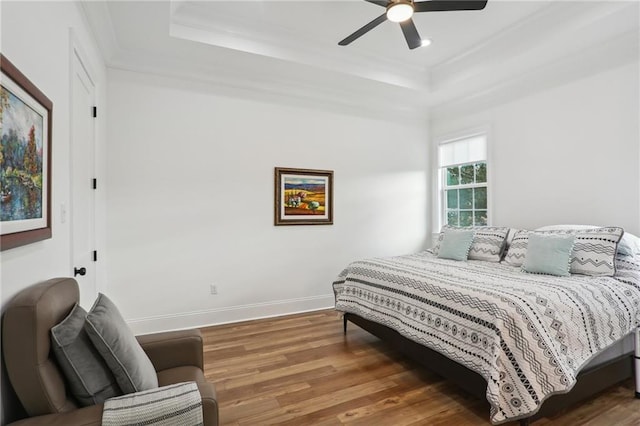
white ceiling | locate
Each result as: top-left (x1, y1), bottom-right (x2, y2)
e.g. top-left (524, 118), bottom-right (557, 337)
top-left (82, 1), bottom-right (639, 122)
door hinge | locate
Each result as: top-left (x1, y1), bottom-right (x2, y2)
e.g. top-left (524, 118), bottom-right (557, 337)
top-left (92, 178), bottom-right (97, 190)
top-left (93, 106), bottom-right (97, 118)
top-left (93, 250), bottom-right (98, 262)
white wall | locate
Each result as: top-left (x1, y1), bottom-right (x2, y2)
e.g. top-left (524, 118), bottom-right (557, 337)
top-left (0, 2), bottom-right (107, 424)
top-left (107, 69), bottom-right (429, 334)
top-left (431, 62), bottom-right (640, 235)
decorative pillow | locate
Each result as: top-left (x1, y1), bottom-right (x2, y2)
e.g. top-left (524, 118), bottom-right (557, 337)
top-left (502, 228), bottom-right (521, 254)
top-left (618, 232), bottom-right (640, 256)
top-left (504, 229), bottom-right (529, 266)
top-left (85, 294), bottom-right (158, 394)
top-left (616, 253), bottom-right (640, 272)
top-left (505, 227), bottom-right (624, 276)
top-left (437, 229), bottom-right (475, 261)
top-left (51, 304), bottom-right (122, 406)
top-left (522, 234), bottom-right (575, 276)
top-left (434, 226), bottom-right (510, 262)
top-left (535, 224), bottom-right (599, 231)
top-left (536, 225), bottom-right (639, 257)
top-left (102, 382), bottom-right (202, 426)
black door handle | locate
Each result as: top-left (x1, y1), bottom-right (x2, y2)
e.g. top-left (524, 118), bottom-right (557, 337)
top-left (74, 267), bottom-right (86, 277)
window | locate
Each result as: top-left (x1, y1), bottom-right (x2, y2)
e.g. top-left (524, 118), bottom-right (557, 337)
top-left (438, 134), bottom-right (488, 227)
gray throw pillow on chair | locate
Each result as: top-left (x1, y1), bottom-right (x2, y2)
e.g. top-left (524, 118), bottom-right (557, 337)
top-left (51, 304), bottom-right (122, 406)
top-left (85, 293), bottom-right (158, 394)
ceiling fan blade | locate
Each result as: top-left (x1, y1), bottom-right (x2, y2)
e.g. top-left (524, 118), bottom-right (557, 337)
top-left (338, 13), bottom-right (388, 46)
top-left (364, 0), bottom-right (389, 7)
top-left (415, 0), bottom-right (488, 13)
top-left (400, 19), bottom-right (422, 50)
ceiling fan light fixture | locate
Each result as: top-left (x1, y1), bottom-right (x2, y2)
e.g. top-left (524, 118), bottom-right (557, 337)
top-left (386, 1), bottom-right (414, 23)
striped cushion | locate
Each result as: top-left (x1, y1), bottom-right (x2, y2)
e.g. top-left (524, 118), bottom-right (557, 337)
top-left (102, 382), bottom-right (202, 426)
top-left (504, 227), bottom-right (624, 276)
top-left (434, 226), bottom-right (510, 262)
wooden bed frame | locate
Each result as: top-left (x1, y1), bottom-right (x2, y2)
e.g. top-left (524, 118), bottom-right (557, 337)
top-left (343, 312), bottom-right (634, 426)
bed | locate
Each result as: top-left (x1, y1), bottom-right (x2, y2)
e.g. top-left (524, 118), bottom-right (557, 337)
top-left (333, 230), bottom-right (640, 425)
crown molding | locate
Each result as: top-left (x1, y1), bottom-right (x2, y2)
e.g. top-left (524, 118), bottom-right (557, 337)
top-left (80, 0), bottom-right (430, 124)
top-left (80, 0), bottom-right (638, 126)
top-left (107, 54), bottom-right (429, 126)
top-left (169, 1), bottom-right (429, 90)
top-left (77, 0), bottom-right (119, 63)
top-left (430, 1), bottom-right (634, 92)
top-left (431, 30), bottom-right (640, 122)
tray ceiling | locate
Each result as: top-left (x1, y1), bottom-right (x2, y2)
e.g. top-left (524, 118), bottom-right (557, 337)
top-left (83, 1), bottom-right (639, 122)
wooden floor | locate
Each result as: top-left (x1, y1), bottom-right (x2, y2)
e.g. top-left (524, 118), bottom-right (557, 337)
top-left (201, 310), bottom-right (640, 425)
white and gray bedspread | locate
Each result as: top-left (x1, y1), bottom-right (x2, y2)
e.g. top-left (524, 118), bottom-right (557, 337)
top-left (333, 251), bottom-right (640, 424)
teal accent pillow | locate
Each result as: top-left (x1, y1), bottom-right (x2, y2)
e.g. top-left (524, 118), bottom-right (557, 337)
top-left (437, 229), bottom-right (475, 261)
top-left (522, 233), bottom-right (575, 276)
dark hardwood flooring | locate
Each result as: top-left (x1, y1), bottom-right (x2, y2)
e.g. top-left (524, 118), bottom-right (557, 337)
top-left (201, 310), bottom-right (640, 425)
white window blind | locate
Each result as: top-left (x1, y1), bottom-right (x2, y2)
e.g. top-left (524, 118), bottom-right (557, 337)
top-left (438, 133), bottom-right (489, 227)
top-left (438, 134), bottom-right (487, 167)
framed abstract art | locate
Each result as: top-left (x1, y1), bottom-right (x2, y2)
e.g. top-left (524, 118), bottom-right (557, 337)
top-left (274, 167), bottom-right (333, 226)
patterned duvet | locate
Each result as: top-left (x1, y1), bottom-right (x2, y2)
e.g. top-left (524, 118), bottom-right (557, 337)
top-left (333, 251), bottom-right (640, 424)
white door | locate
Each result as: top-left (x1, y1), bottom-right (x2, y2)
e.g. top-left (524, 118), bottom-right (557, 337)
top-left (71, 50), bottom-right (97, 309)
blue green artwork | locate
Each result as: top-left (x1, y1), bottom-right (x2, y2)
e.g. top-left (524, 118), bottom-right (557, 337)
top-left (1, 84), bottom-right (44, 221)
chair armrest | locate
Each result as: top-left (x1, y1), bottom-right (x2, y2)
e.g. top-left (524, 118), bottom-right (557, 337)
top-left (197, 381), bottom-right (219, 426)
top-left (7, 404), bottom-right (103, 426)
top-left (136, 328), bottom-right (204, 372)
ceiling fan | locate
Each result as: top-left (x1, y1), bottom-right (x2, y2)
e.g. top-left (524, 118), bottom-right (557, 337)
top-left (339, 0), bottom-right (488, 50)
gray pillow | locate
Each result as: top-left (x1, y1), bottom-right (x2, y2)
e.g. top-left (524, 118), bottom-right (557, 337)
top-left (505, 227), bottom-right (623, 276)
top-left (434, 225), bottom-right (510, 262)
top-left (51, 304), bottom-right (122, 406)
top-left (85, 294), bottom-right (158, 394)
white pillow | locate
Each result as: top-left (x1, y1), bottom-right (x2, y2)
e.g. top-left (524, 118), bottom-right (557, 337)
top-left (619, 232), bottom-right (640, 256)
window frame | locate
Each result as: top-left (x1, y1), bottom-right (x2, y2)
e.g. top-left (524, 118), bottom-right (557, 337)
top-left (441, 160), bottom-right (488, 227)
top-left (433, 128), bottom-right (492, 234)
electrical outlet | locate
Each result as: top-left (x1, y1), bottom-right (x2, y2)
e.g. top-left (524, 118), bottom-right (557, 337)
top-left (210, 284), bottom-right (217, 295)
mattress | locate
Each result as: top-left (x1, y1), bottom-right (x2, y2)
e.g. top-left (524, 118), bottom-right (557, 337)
top-left (585, 332), bottom-right (633, 368)
top-left (333, 251), bottom-right (640, 424)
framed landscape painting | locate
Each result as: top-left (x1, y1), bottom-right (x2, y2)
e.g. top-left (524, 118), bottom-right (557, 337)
top-left (274, 167), bottom-right (333, 226)
top-left (1, 54), bottom-right (52, 251)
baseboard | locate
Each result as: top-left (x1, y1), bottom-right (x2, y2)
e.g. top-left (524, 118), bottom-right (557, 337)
top-left (127, 294), bottom-right (335, 335)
